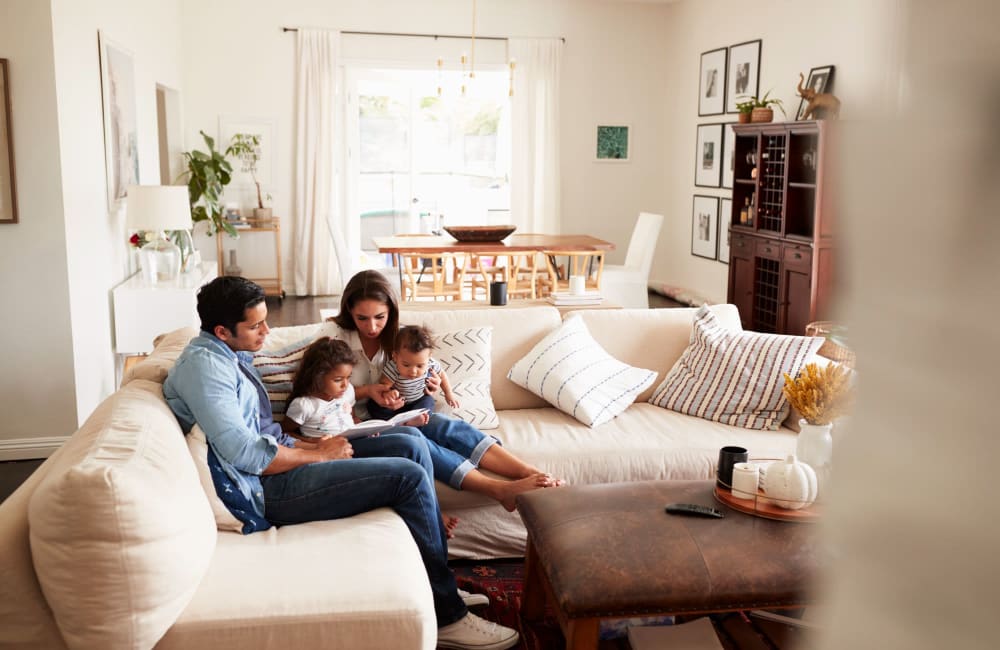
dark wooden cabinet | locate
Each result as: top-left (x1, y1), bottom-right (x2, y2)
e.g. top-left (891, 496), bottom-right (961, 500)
top-left (726, 120), bottom-right (834, 334)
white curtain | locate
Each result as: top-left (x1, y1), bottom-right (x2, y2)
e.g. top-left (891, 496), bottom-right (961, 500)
top-left (292, 29), bottom-right (348, 295)
top-left (509, 38), bottom-right (562, 234)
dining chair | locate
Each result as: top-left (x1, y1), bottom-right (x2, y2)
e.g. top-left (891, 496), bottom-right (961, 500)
top-left (462, 254), bottom-right (507, 301)
top-left (504, 252), bottom-right (548, 299)
top-left (543, 250), bottom-right (605, 294)
top-left (399, 252), bottom-right (466, 301)
top-left (600, 212), bottom-right (664, 308)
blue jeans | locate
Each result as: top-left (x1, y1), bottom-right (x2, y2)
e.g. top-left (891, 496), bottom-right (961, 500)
top-left (260, 429), bottom-right (467, 627)
top-left (419, 413), bottom-right (498, 489)
top-left (368, 393), bottom-right (436, 421)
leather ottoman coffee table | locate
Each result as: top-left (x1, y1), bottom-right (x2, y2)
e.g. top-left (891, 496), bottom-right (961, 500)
top-left (516, 480), bottom-right (821, 650)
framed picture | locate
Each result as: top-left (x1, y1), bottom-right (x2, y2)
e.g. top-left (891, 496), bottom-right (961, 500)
top-left (0, 59), bottom-right (17, 224)
top-left (694, 123), bottom-right (723, 188)
top-left (219, 114), bottom-right (275, 194)
top-left (718, 198), bottom-right (732, 263)
top-left (98, 31), bottom-right (140, 212)
top-left (726, 39), bottom-right (761, 113)
top-left (595, 124), bottom-right (630, 162)
top-left (721, 123), bottom-right (736, 189)
top-left (796, 65), bottom-right (836, 120)
top-left (699, 48), bottom-right (727, 116)
top-left (691, 195), bottom-right (719, 260)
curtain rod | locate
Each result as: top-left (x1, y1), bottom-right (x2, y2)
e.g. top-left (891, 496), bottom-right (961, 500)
top-left (281, 27), bottom-right (564, 43)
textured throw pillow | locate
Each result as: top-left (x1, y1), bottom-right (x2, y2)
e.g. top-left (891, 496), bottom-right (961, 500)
top-left (252, 320), bottom-right (341, 419)
top-left (433, 327), bottom-right (499, 429)
top-left (648, 305), bottom-right (824, 430)
top-left (185, 425), bottom-right (246, 533)
top-left (506, 316), bottom-right (657, 427)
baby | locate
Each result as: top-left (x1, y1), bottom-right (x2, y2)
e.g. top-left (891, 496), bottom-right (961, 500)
top-left (368, 325), bottom-right (459, 421)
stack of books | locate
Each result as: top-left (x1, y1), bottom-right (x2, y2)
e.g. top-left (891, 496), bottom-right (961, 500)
top-left (546, 291), bottom-right (604, 306)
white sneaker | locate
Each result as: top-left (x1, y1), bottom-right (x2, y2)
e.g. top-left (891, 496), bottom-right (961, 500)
top-left (458, 588), bottom-right (490, 608)
top-left (437, 612), bottom-right (519, 650)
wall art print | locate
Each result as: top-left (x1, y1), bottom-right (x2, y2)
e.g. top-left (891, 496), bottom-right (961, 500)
top-left (595, 124), bottom-right (630, 162)
top-left (718, 197), bottom-right (732, 263)
top-left (691, 195), bottom-right (719, 260)
top-left (694, 123), bottom-right (723, 188)
top-left (99, 31), bottom-right (140, 212)
top-left (699, 47), bottom-right (727, 116)
top-left (726, 39), bottom-right (761, 114)
top-left (0, 59), bottom-right (18, 224)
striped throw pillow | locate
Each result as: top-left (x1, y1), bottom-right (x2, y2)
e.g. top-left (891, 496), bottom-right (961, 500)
top-left (433, 327), bottom-right (499, 430)
top-left (648, 306), bottom-right (824, 430)
top-left (507, 315), bottom-right (658, 427)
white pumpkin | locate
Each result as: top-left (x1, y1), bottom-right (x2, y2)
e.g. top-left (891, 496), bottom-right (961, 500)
top-left (762, 455), bottom-right (818, 510)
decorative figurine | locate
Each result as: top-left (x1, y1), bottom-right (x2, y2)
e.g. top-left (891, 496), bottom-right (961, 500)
top-left (797, 73), bottom-right (841, 120)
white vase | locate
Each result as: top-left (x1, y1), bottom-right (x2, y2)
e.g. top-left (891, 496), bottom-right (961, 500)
top-left (796, 419), bottom-right (833, 499)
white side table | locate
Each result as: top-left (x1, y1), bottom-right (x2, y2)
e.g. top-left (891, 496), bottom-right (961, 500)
top-left (112, 262), bottom-right (217, 355)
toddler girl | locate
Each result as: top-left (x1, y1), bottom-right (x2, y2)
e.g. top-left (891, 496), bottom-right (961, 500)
top-left (284, 337), bottom-right (359, 438)
top-left (368, 325), bottom-right (458, 421)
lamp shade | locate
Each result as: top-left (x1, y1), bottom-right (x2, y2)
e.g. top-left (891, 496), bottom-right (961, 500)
top-left (126, 185), bottom-right (192, 231)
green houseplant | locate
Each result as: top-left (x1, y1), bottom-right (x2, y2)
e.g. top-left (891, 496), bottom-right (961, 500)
top-left (179, 130), bottom-right (237, 237)
top-left (736, 90), bottom-right (786, 123)
top-left (226, 133), bottom-right (271, 221)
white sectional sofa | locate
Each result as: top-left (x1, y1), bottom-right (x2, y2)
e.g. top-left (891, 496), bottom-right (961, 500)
top-left (0, 304), bottom-right (800, 649)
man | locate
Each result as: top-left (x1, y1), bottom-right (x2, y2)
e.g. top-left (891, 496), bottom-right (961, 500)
top-left (163, 276), bottom-right (517, 650)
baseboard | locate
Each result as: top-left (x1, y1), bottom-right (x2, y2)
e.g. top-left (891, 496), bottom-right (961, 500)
top-left (0, 437), bottom-right (67, 461)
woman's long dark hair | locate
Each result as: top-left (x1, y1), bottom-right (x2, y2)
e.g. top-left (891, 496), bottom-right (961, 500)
top-left (332, 270), bottom-right (400, 356)
top-left (289, 337), bottom-right (357, 402)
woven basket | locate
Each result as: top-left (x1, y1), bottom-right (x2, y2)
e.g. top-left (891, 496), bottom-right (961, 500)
top-left (805, 321), bottom-right (856, 368)
top-left (750, 107), bottom-right (774, 123)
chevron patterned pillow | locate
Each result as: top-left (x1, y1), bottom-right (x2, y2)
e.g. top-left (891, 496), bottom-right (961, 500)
top-left (433, 326), bottom-right (499, 430)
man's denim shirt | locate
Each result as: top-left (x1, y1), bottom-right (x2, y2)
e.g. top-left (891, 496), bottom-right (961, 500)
top-left (163, 332), bottom-right (295, 523)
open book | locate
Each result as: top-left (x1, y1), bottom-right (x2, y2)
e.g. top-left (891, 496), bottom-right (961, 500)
top-left (338, 409), bottom-right (429, 440)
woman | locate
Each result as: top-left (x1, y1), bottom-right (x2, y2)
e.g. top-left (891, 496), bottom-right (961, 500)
top-left (333, 270), bottom-right (562, 511)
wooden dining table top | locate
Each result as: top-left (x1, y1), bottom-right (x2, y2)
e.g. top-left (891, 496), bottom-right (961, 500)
top-left (372, 233), bottom-right (616, 254)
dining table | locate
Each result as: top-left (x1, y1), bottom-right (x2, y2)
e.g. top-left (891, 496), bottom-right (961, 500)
top-left (372, 233), bottom-right (616, 298)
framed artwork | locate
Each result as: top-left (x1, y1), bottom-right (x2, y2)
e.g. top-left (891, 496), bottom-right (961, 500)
top-left (691, 195), bottom-right (719, 260)
top-left (694, 123), bottom-right (723, 188)
top-left (718, 198), bottom-right (732, 263)
top-left (98, 31), bottom-right (140, 212)
top-left (0, 59), bottom-right (17, 224)
top-left (699, 48), bottom-right (727, 116)
top-left (726, 39), bottom-right (761, 113)
top-left (595, 124), bottom-right (630, 162)
top-left (219, 115), bottom-right (275, 208)
top-left (721, 123), bottom-right (736, 189)
top-left (796, 65), bottom-right (836, 120)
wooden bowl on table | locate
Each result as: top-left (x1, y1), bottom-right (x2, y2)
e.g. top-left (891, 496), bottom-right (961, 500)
top-left (443, 225), bottom-right (517, 243)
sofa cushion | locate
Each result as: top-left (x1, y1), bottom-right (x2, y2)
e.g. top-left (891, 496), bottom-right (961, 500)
top-left (159, 510), bottom-right (436, 650)
top-left (649, 306), bottom-right (824, 430)
top-left (252, 320), bottom-right (342, 419)
top-left (122, 326), bottom-right (199, 386)
top-left (433, 326), bottom-right (499, 429)
top-left (185, 425), bottom-right (248, 533)
top-left (506, 315), bottom-right (657, 427)
top-left (27, 379), bottom-right (216, 650)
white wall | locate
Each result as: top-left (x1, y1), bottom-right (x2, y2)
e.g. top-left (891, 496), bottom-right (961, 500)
top-left (0, 0), bottom-right (183, 457)
top-left (0, 0), bottom-right (78, 458)
top-left (177, 0), bottom-right (674, 282)
top-left (655, 0), bottom-right (899, 304)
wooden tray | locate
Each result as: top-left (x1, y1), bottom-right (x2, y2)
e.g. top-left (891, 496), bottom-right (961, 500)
top-left (713, 485), bottom-right (821, 523)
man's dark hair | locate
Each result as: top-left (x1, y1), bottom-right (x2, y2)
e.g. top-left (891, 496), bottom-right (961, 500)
top-left (290, 337), bottom-right (357, 402)
top-left (394, 325), bottom-right (435, 354)
top-left (197, 276), bottom-right (266, 335)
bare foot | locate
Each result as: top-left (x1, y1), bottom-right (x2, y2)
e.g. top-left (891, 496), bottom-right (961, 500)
top-left (497, 473), bottom-right (562, 512)
top-left (442, 513), bottom-right (460, 539)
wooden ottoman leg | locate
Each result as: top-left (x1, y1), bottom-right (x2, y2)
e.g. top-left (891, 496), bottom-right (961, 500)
top-left (521, 539), bottom-right (547, 622)
top-left (565, 618), bottom-right (600, 650)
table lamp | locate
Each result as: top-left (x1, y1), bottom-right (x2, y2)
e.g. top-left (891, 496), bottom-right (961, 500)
top-left (126, 185), bottom-right (193, 283)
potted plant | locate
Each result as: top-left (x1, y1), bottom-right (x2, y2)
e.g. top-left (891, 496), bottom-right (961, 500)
top-left (179, 131), bottom-right (237, 237)
top-left (226, 133), bottom-right (271, 222)
top-left (736, 90), bottom-right (786, 123)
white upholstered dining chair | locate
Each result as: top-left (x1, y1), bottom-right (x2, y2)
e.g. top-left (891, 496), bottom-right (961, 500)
top-left (599, 212), bottom-right (664, 309)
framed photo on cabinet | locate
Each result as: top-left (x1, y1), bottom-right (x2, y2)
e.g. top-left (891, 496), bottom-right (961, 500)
top-left (721, 123), bottom-right (736, 189)
top-left (694, 123), bottom-right (723, 187)
top-left (718, 198), bottom-right (732, 263)
top-left (691, 195), bottom-right (719, 260)
top-left (699, 48), bottom-right (727, 116)
top-left (726, 39), bottom-right (761, 113)
top-left (796, 65), bottom-right (836, 120)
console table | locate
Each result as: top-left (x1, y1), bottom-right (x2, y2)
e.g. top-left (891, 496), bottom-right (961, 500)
top-left (216, 218), bottom-right (284, 298)
top-left (112, 262), bottom-right (217, 355)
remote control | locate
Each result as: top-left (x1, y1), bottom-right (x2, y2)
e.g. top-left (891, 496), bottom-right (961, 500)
top-left (664, 503), bottom-right (725, 518)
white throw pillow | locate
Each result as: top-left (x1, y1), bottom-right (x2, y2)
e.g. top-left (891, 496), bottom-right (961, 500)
top-left (506, 316), bottom-right (657, 427)
top-left (185, 425), bottom-right (245, 532)
top-left (433, 327), bottom-right (499, 429)
top-left (648, 305), bottom-right (824, 430)
top-left (252, 320), bottom-right (342, 419)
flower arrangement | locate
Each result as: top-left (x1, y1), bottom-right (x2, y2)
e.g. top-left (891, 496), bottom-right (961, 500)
top-left (783, 362), bottom-right (854, 425)
top-left (129, 231), bottom-right (155, 248)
